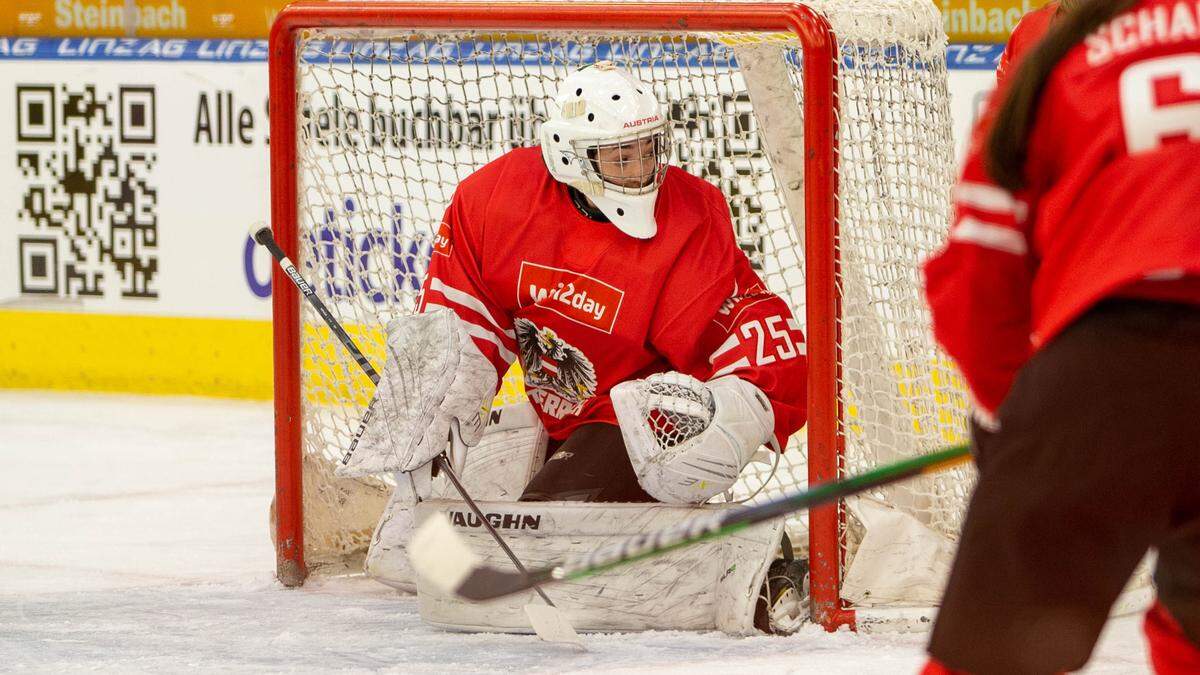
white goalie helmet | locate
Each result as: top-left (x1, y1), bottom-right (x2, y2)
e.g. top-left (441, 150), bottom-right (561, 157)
top-left (540, 62), bottom-right (671, 239)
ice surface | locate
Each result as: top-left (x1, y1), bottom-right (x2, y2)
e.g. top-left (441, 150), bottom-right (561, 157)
top-left (0, 391), bottom-right (1151, 673)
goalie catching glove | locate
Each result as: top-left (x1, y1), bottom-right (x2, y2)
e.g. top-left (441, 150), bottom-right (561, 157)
top-left (612, 372), bottom-right (774, 504)
top-left (339, 308), bottom-right (497, 476)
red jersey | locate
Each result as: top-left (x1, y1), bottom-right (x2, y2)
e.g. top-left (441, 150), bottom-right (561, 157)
top-left (995, 2), bottom-right (1060, 85)
top-left (924, 0), bottom-right (1200, 416)
top-left (420, 147), bottom-right (808, 446)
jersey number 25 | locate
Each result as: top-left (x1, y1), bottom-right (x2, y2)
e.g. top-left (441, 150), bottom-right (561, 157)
top-left (740, 315), bottom-right (801, 367)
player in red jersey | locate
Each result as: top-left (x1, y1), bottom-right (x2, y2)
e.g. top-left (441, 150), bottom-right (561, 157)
top-left (409, 62), bottom-right (808, 505)
top-left (921, 0), bottom-right (1200, 672)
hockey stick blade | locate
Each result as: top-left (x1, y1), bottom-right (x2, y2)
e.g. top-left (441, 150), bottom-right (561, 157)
top-left (410, 512), bottom-right (555, 600)
top-left (523, 604), bottom-right (586, 650)
top-left (412, 514), bottom-right (587, 647)
top-left (411, 444), bottom-right (971, 602)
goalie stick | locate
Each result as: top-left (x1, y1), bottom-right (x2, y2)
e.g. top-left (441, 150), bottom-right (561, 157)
top-left (410, 444), bottom-right (971, 602)
top-left (254, 225), bottom-right (581, 646)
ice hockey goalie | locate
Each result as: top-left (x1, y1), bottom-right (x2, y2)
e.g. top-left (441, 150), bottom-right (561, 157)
top-left (342, 62), bottom-right (810, 635)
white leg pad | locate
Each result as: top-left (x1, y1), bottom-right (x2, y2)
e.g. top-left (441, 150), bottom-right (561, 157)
top-left (365, 402), bottom-right (547, 591)
top-left (412, 499), bottom-right (784, 635)
top-left (362, 467), bottom-right (430, 593)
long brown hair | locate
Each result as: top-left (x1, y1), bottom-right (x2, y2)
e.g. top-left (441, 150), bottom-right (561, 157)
top-left (984, 0), bottom-right (1140, 190)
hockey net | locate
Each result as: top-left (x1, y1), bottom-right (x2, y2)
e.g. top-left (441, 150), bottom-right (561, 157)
top-left (269, 1), bottom-right (972, 630)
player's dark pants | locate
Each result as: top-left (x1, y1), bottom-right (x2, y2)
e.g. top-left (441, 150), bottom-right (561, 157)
top-left (929, 300), bottom-right (1200, 674)
top-left (518, 423), bottom-right (657, 502)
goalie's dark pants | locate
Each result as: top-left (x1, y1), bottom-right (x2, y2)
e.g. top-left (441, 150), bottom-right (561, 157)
top-left (518, 422), bottom-right (657, 502)
top-left (929, 300), bottom-right (1200, 675)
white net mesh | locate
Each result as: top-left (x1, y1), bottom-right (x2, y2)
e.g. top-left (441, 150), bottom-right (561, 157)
top-left (285, 1), bottom-right (969, 610)
top-left (631, 373), bottom-right (717, 454)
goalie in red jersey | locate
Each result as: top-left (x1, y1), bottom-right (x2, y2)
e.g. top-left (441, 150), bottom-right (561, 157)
top-left (342, 62), bottom-right (809, 631)
top-left (404, 61), bottom-right (807, 505)
top-left (921, 0), bottom-right (1200, 672)
top-left (347, 61), bottom-right (806, 507)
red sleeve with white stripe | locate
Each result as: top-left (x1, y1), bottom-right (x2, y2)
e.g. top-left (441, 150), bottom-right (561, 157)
top-left (418, 191), bottom-right (518, 383)
top-left (923, 133), bottom-right (1035, 419)
top-left (650, 194), bottom-right (808, 448)
top-left (704, 259), bottom-right (808, 449)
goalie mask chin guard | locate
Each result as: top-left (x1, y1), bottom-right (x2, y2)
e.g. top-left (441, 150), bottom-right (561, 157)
top-left (540, 62), bottom-right (670, 239)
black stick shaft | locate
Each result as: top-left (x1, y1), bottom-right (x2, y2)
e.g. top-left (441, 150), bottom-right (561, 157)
top-left (255, 229), bottom-right (379, 384)
top-left (255, 226), bottom-right (557, 607)
top-left (438, 442), bottom-right (556, 607)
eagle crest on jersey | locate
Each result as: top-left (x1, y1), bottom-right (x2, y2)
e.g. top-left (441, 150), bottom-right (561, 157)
top-left (514, 318), bottom-right (598, 411)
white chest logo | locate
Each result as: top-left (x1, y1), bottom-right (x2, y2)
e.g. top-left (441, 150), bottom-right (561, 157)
top-left (517, 261), bottom-right (624, 334)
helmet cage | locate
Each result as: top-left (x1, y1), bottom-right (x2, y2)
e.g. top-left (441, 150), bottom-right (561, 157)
top-left (570, 127), bottom-right (671, 197)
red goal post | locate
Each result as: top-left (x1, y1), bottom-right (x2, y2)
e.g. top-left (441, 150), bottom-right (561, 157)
top-left (267, 0), bottom-right (960, 633)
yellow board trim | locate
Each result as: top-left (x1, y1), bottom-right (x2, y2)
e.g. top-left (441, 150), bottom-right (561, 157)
top-left (0, 309), bottom-right (528, 406)
top-left (0, 309), bottom-right (273, 400)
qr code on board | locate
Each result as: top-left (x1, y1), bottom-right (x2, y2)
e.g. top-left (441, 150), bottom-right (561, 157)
top-left (15, 83), bottom-right (158, 298)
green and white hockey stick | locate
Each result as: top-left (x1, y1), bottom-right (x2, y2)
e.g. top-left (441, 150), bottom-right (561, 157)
top-left (412, 444), bottom-right (971, 601)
